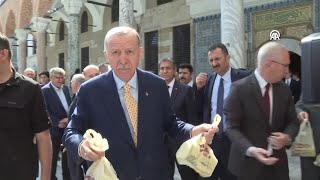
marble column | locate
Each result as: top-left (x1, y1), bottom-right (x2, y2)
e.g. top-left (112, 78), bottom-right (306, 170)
top-left (62, 0), bottom-right (83, 76)
top-left (221, 0), bottom-right (246, 68)
top-left (119, 0), bottom-right (134, 27)
top-left (15, 29), bottom-right (30, 73)
top-left (32, 17), bottom-right (50, 73)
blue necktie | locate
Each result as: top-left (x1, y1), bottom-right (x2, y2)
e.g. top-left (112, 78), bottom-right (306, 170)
top-left (216, 78), bottom-right (224, 132)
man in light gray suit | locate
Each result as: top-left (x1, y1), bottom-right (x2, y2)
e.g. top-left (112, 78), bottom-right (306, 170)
top-left (224, 42), bottom-right (300, 180)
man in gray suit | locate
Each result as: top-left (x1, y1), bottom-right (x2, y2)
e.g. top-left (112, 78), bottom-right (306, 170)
top-left (224, 42), bottom-right (300, 180)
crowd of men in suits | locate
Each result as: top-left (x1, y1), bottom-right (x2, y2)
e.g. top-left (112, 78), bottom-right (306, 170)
top-left (1, 27), bottom-right (318, 180)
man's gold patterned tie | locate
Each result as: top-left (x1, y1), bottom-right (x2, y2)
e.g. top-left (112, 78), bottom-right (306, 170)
top-left (124, 83), bottom-right (138, 146)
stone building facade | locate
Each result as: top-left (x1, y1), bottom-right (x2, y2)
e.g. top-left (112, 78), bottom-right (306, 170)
top-left (0, 0), bottom-right (318, 78)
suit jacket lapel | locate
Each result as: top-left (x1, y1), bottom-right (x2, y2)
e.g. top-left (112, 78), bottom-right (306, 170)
top-left (49, 83), bottom-right (67, 113)
top-left (136, 70), bottom-right (148, 149)
top-left (103, 72), bottom-right (136, 149)
top-left (207, 74), bottom-right (216, 111)
top-left (62, 86), bottom-right (71, 106)
top-left (170, 80), bottom-right (179, 103)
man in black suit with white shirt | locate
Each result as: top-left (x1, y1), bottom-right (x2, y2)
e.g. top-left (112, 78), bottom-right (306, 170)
top-left (159, 58), bottom-right (198, 180)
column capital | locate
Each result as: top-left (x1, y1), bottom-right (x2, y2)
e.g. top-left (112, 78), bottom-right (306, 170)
top-left (62, 0), bottom-right (85, 15)
top-left (15, 29), bottom-right (30, 42)
top-left (32, 17), bottom-right (50, 32)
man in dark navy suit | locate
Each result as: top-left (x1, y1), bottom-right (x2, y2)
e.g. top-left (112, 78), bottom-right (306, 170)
top-left (63, 26), bottom-right (218, 180)
top-left (196, 42), bottom-right (251, 180)
top-left (42, 67), bottom-right (71, 180)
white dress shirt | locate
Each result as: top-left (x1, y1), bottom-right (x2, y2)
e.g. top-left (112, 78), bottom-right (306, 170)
top-left (52, 83), bottom-right (69, 113)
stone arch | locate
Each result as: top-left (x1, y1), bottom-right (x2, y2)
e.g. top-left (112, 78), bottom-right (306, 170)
top-left (5, 10), bottom-right (16, 36)
top-left (34, 0), bottom-right (53, 16)
top-left (18, 0), bottom-right (33, 28)
top-left (55, 20), bottom-right (68, 42)
top-left (277, 38), bottom-right (301, 56)
top-left (50, 11), bottom-right (69, 29)
top-left (134, 0), bottom-right (146, 15)
top-left (80, 6), bottom-right (94, 33)
top-left (83, 3), bottom-right (103, 32)
top-left (258, 38), bottom-right (301, 56)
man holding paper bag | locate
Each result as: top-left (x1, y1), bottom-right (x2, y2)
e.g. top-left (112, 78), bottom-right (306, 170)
top-left (224, 42), bottom-right (299, 180)
top-left (295, 95), bottom-right (320, 180)
top-left (63, 26), bottom-right (218, 180)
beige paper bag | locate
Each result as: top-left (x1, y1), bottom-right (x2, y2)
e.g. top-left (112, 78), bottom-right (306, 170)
top-left (176, 115), bottom-right (221, 177)
top-left (291, 120), bottom-right (316, 157)
top-left (314, 153), bottom-right (320, 167)
top-left (84, 129), bottom-right (119, 180)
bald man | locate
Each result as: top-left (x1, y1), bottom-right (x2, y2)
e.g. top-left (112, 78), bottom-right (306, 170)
top-left (225, 42), bottom-right (299, 180)
top-left (82, 65), bottom-right (100, 80)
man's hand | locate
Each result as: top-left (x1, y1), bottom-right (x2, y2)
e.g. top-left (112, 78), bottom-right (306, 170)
top-left (191, 123), bottom-right (219, 145)
top-left (196, 73), bottom-right (208, 90)
top-left (269, 132), bottom-right (292, 150)
top-left (251, 147), bottom-right (279, 165)
top-left (298, 111), bottom-right (309, 122)
top-left (79, 139), bottom-right (105, 161)
top-left (58, 118), bottom-right (68, 128)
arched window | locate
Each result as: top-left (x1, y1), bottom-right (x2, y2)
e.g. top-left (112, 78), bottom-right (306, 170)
top-left (112, 0), bottom-right (119, 22)
top-left (81, 11), bottom-right (88, 33)
top-left (27, 34), bottom-right (36, 56)
top-left (59, 22), bottom-right (65, 41)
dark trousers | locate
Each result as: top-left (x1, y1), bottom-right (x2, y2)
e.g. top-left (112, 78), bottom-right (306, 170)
top-left (166, 135), bottom-right (199, 180)
top-left (301, 157), bottom-right (320, 180)
top-left (51, 137), bottom-right (70, 180)
top-left (67, 153), bottom-right (89, 180)
top-left (238, 165), bottom-right (289, 180)
top-left (199, 134), bottom-right (236, 180)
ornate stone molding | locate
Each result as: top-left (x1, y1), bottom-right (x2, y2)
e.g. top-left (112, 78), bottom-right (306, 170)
top-left (15, 29), bottom-right (30, 43)
top-left (32, 17), bottom-right (50, 32)
top-left (62, 0), bottom-right (84, 15)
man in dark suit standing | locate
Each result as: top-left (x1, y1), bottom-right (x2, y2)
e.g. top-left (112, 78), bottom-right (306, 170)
top-left (196, 42), bottom-right (251, 180)
top-left (284, 72), bottom-right (301, 104)
top-left (63, 26), bottom-right (218, 180)
top-left (224, 42), bottom-right (300, 180)
top-left (159, 58), bottom-right (198, 124)
top-left (42, 67), bottom-right (72, 180)
top-left (159, 58), bottom-right (198, 180)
